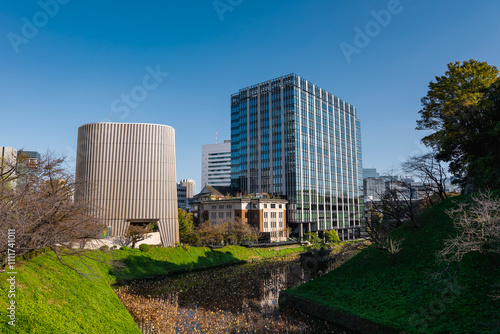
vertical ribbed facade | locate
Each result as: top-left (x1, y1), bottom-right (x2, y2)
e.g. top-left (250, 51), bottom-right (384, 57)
top-left (75, 123), bottom-right (179, 247)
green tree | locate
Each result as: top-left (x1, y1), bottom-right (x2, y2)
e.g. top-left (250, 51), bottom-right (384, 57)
top-left (178, 208), bottom-right (196, 244)
top-left (304, 232), bottom-right (323, 249)
top-left (324, 229), bottom-right (341, 244)
top-left (416, 59), bottom-right (500, 192)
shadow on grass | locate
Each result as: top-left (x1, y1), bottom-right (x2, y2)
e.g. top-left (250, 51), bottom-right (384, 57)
top-left (110, 249), bottom-right (246, 284)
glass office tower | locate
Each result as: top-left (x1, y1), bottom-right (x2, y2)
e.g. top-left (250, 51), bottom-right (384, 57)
top-left (231, 74), bottom-right (363, 240)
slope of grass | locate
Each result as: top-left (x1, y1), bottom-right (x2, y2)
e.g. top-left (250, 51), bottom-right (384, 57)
top-left (0, 244), bottom-right (307, 333)
top-left (0, 252), bottom-right (140, 334)
top-left (286, 195), bottom-right (500, 333)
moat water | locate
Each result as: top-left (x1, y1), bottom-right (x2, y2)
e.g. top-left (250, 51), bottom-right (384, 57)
top-left (117, 253), bottom-right (359, 333)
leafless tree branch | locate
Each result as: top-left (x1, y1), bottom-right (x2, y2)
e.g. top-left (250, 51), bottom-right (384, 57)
top-left (0, 152), bottom-right (105, 270)
top-left (438, 191), bottom-right (500, 269)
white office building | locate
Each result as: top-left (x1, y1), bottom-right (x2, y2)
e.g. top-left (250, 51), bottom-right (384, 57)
top-left (1, 147), bottom-right (17, 185)
top-left (1, 147), bottom-right (17, 165)
top-left (179, 178), bottom-right (196, 198)
top-left (201, 140), bottom-right (231, 187)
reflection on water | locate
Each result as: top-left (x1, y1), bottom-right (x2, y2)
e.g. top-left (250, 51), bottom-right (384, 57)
top-left (117, 254), bottom-right (359, 333)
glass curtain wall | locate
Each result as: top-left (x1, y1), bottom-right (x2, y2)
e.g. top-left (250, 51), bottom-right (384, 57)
top-left (231, 74), bottom-right (363, 239)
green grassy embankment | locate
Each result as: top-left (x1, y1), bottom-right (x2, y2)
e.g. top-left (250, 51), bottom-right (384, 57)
top-left (0, 244), bottom-right (307, 333)
top-left (286, 195), bottom-right (500, 333)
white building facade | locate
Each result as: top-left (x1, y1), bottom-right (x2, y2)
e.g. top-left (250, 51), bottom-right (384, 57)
top-left (179, 178), bottom-right (196, 198)
top-left (0, 147), bottom-right (17, 168)
top-left (1, 147), bottom-right (18, 187)
top-left (201, 140), bottom-right (231, 187)
top-left (75, 122), bottom-right (179, 247)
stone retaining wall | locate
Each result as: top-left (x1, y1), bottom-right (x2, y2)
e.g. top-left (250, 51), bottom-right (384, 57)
top-left (278, 291), bottom-right (404, 334)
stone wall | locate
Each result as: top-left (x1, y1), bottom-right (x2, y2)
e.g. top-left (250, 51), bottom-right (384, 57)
top-left (278, 291), bottom-right (404, 334)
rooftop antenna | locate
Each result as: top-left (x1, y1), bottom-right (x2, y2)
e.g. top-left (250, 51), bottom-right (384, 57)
top-left (215, 130), bottom-right (218, 144)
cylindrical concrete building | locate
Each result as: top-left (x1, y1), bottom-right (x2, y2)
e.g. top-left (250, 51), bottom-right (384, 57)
top-left (75, 123), bottom-right (179, 247)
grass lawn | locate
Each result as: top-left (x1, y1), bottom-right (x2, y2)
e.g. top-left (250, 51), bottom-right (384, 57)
top-left (0, 244), bottom-right (307, 333)
top-left (286, 195), bottom-right (500, 333)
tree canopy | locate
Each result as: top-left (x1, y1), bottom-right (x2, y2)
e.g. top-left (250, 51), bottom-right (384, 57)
top-left (416, 59), bottom-right (500, 192)
top-left (178, 208), bottom-right (196, 244)
top-left (0, 153), bottom-right (103, 267)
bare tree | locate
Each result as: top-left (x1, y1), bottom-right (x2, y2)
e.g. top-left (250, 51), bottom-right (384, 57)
top-left (438, 191), bottom-right (500, 268)
top-left (0, 151), bottom-right (18, 183)
top-left (0, 152), bottom-right (104, 268)
top-left (126, 224), bottom-right (152, 248)
top-left (402, 152), bottom-right (450, 206)
top-left (368, 154), bottom-right (452, 236)
top-left (196, 219), bottom-right (260, 246)
top-left (365, 210), bottom-right (405, 265)
top-left (224, 218), bottom-right (260, 245)
top-left (197, 220), bottom-right (223, 246)
top-left (368, 176), bottom-right (423, 229)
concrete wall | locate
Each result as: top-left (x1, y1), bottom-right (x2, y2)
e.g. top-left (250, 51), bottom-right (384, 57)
top-left (84, 232), bottom-right (163, 249)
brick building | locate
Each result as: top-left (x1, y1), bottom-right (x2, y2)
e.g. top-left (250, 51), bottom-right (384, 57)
top-left (192, 195), bottom-right (288, 242)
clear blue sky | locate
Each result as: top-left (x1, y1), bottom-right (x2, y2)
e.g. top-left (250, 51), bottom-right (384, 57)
top-left (1, 0), bottom-right (499, 192)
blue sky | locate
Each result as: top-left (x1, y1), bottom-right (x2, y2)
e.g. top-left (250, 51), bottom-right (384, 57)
top-left (1, 0), bottom-right (499, 192)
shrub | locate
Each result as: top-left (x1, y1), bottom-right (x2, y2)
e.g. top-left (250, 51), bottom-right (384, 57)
top-left (120, 246), bottom-right (129, 251)
top-left (325, 229), bottom-right (341, 244)
top-left (139, 244), bottom-right (151, 252)
top-left (304, 232), bottom-right (323, 250)
top-left (100, 245), bottom-right (110, 252)
top-left (182, 244), bottom-right (190, 252)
